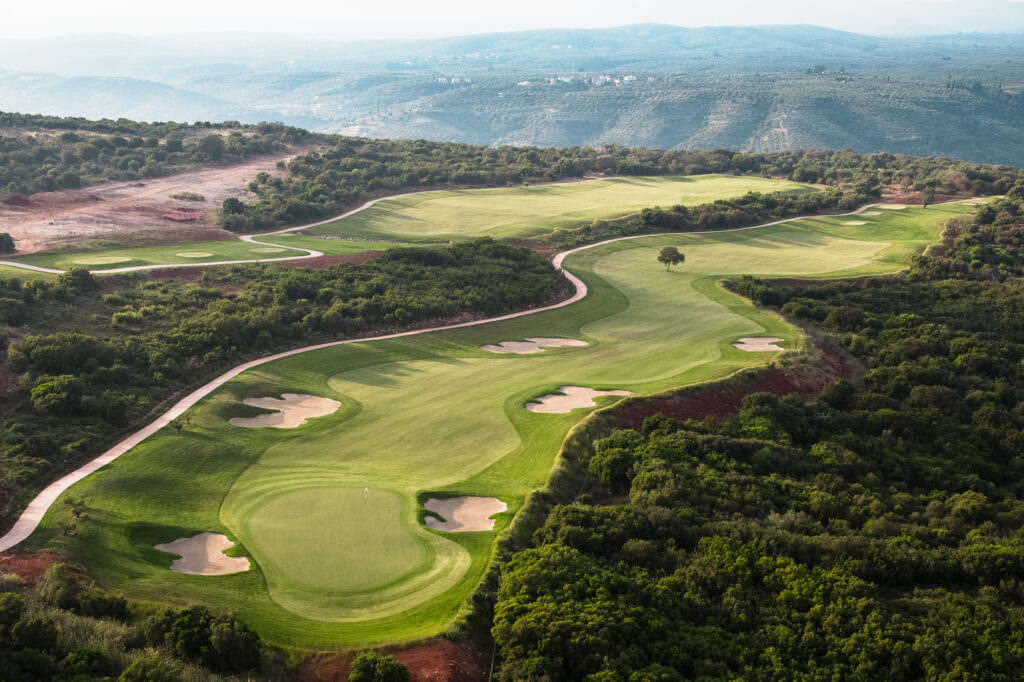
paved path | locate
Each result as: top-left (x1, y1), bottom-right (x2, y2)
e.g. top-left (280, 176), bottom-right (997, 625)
top-left (0, 197), bottom-right (980, 553)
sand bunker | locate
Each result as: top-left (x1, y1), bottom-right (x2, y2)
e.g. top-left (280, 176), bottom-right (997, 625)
top-left (844, 221), bottom-right (867, 226)
top-left (734, 337), bottom-right (785, 352)
top-left (229, 393), bottom-right (341, 429)
top-left (863, 211), bottom-right (882, 216)
top-left (72, 255), bottom-right (133, 265)
top-left (174, 251), bottom-right (214, 258)
top-left (482, 337), bottom-right (589, 354)
top-left (526, 385), bottom-right (632, 413)
top-left (250, 247), bottom-right (287, 253)
top-left (423, 497), bottom-right (507, 532)
top-left (877, 204), bottom-right (908, 210)
top-left (154, 532), bottom-right (250, 576)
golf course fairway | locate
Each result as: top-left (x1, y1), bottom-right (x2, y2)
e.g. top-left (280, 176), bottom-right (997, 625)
top-left (304, 174), bottom-right (817, 241)
top-left (23, 200), bottom-right (976, 648)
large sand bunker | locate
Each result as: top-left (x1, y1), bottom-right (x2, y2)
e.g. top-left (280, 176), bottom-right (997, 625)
top-left (423, 497), bottom-right (507, 531)
top-left (250, 247), bottom-right (287, 253)
top-left (482, 337), bottom-right (589, 354)
top-left (526, 385), bottom-right (632, 413)
top-left (175, 251), bottom-right (214, 258)
top-left (229, 393), bottom-right (341, 428)
top-left (155, 532), bottom-right (250, 575)
top-left (734, 337), bottom-right (785, 352)
top-left (877, 204), bottom-right (908, 210)
top-left (844, 221), bottom-right (867, 226)
top-left (863, 211), bottom-right (882, 216)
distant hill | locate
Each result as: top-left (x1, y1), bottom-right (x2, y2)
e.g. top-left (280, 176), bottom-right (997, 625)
top-left (0, 72), bottom-right (226, 123)
top-left (2, 25), bottom-right (1024, 163)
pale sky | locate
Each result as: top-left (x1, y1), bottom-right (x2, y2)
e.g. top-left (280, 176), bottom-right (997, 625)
top-left (3, 0), bottom-right (1024, 39)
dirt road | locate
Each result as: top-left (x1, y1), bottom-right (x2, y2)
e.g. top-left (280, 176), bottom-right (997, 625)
top-left (0, 148), bottom-right (318, 253)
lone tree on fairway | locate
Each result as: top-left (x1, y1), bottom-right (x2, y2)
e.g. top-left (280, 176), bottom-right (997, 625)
top-left (657, 246), bottom-right (685, 271)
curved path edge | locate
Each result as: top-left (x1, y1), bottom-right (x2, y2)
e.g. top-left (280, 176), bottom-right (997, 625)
top-left (0, 177), bottom-right (611, 275)
top-left (0, 198), bottom-right (979, 553)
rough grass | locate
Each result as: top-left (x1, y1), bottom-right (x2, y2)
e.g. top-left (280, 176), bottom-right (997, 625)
top-left (26, 202), bottom-right (977, 648)
top-left (306, 174), bottom-right (818, 241)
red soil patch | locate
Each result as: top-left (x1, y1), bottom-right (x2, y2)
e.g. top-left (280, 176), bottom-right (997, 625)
top-left (766, 276), bottom-right (870, 289)
top-left (612, 346), bottom-right (851, 430)
top-left (0, 551), bottom-right (62, 585)
top-left (277, 251), bottom-right (384, 269)
top-left (882, 192), bottom-right (961, 205)
top-left (392, 640), bottom-right (489, 682)
top-left (1, 195), bottom-right (32, 207)
top-left (290, 639), bottom-right (487, 682)
top-left (163, 210), bottom-right (205, 222)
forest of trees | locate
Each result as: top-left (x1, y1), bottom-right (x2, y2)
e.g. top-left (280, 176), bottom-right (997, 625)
top-left (0, 561), bottom-right (270, 680)
top-left (491, 191), bottom-right (1024, 680)
top-left (225, 140), bottom-right (1024, 233)
top-left (0, 114), bottom-right (316, 195)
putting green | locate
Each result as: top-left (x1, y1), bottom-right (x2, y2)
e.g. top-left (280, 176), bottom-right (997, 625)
top-left (174, 251), bottom-right (215, 258)
top-left (245, 487), bottom-right (426, 592)
top-left (71, 255), bottom-right (133, 265)
top-left (33, 202), bottom-right (977, 647)
top-left (307, 174), bottom-right (818, 241)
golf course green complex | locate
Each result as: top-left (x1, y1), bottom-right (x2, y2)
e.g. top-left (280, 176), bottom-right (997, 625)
top-left (23, 198), bottom-right (977, 648)
top-left (305, 174), bottom-right (817, 240)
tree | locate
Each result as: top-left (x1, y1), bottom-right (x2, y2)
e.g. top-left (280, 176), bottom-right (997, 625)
top-left (657, 246), bottom-right (685, 271)
top-left (349, 651), bottom-right (410, 682)
top-left (119, 655), bottom-right (178, 682)
top-left (198, 134), bottom-right (225, 161)
top-left (221, 197), bottom-right (246, 215)
top-left (37, 563), bottom-right (80, 608)
top-left (0, 592), bottom-right (25, 636)
top-left (63, 495), bottom-right (87, 518)
top-left (922, 186), bottom-right (936, 208)
top-left (0, 232), bottom-right (15, 253)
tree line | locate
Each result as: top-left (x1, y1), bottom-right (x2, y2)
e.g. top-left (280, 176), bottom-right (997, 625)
top-left (0, 115), bottom-right (316, 196)
top-left (224, 140), bottom-right (1024, 234)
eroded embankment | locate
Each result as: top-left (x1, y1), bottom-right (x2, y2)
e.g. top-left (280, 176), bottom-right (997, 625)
top-left (610, 341), bottom-right (854, 430)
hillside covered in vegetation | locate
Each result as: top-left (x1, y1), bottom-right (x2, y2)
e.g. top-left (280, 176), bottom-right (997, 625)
top-left (491, 190), bottom-right (1024, 680)
top-left (0, 114), bottom-right (317, 196)
top-left (228, 141), bottom-right (1024, 232)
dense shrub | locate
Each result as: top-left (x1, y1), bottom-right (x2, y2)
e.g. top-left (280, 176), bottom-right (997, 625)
top-left (493, 198), bottom-right (1024, 679)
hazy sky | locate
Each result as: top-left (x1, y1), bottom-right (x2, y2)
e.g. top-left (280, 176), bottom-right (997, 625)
top-left (4, 0), bottom-right (1024, 39)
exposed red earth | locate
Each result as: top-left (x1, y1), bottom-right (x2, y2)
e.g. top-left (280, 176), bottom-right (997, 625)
top-left (0, 550), bottom-right (63, 586)
top-left (290, 639), bottom-right (488, 682)
top-left (276, 250), bottom-right (385, 268)
top-left (611, 344), bottom-right (851, 430)
top-left (0, 149), bottom-right (318, 253)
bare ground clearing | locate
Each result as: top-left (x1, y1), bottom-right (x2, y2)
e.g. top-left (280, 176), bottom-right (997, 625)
top-left (0, 148), bottom-right (318, 253)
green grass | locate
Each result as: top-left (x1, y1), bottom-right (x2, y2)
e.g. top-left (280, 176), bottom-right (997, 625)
top-left (26, 202), bottom-right (977, 648)
top-left (1, 235), bottom-right (399, 272)
top-left (1, 175), bottom-right (812, 273)
top-left (306, 175), bottom-right (818, 241)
